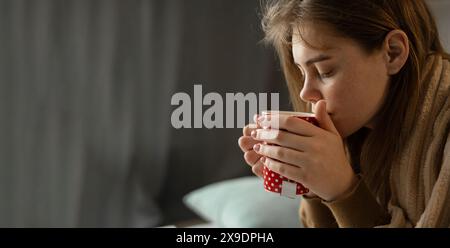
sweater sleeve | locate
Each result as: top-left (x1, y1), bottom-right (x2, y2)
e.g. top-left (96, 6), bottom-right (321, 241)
top-left (322, 177), bottom-right (391, 228)
top-left (299, 196), bottom-right (338, 228)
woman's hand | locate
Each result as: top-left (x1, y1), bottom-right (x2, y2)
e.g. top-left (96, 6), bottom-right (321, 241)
top-left (238, 115), bottom-right (265, 178)
top-left (251, 101), bottom-right (358, 202)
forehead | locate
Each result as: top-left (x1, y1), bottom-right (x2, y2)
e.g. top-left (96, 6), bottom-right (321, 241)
top-left (292, 22), bottom-right (341, 52)
top-left (291, 22), bottom-right (358, 63)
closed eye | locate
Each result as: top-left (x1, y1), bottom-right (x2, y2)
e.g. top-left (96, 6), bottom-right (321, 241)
top-left (319, 71), bottom-right (333, 79)
top-left (318, 68), bottom-right (335, 79)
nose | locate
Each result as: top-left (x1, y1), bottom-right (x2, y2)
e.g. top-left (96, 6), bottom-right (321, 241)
top-left (299, 76), bottom-right (322, 104)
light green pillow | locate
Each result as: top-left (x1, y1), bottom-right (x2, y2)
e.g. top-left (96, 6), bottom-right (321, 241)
top-left (183, 176), bottom-right (303, 228)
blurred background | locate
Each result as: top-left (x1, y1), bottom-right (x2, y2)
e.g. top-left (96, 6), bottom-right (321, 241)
top-left (0, 0), bottom-right (448, 227)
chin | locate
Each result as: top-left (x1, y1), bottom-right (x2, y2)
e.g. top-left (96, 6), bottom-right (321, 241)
top-left (333, 114), bottom-right (368, 138)
top-left (337, 128), bottom-right (352, 138)
top-left (334, 120), bottom-right (362, 138)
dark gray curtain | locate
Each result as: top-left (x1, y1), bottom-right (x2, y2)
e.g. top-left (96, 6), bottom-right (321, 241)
top-left (0, 0), bottom-right (289, 227)
top-left (428, 0), bottom-right (450, 51)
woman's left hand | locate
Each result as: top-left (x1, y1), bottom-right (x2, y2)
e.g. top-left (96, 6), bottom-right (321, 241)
top-left (251, 100), bottom-right (359, 202)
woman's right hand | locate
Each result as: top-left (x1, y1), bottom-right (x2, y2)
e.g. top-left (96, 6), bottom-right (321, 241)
top-left (238, 114), bottom-right (320, 199)
top-left (238, 114), bottom-right (264, 178)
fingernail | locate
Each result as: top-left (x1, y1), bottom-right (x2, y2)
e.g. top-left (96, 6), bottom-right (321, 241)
top-left (251, 130), bottom-right (257, 138)
top-left (260, 121), bottom-right (270, 129)
top-left (253, 144), bottom-right (260, 152)
top-left (260, 156), bottom-right (266, 163)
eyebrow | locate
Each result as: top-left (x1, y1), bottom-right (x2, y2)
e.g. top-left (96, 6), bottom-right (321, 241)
top-left (295, 54), bottom-right (332, 67)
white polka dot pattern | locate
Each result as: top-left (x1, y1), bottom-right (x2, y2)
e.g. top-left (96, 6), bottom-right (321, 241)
top-left (260, 113), bottom-right (317, 197)
top-left (263, 165), bottom-right (309, 196)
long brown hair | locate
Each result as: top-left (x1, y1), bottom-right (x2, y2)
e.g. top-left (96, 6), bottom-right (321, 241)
top-left (261, 0), bottom-right (449, 203)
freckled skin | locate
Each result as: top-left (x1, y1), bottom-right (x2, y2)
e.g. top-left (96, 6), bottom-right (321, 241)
top-left (292, 23), bottom-right (390, 138)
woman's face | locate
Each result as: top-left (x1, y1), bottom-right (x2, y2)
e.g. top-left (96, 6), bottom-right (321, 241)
top-left (292, 23), bottom-right (390, 138)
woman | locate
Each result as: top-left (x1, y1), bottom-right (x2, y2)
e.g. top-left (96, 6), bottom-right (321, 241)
top-left (238, 0), bottom-right (450, 227)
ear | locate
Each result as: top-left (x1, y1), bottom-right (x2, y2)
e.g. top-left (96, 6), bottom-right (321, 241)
top-left (383, 30), bottom-right (410, 75)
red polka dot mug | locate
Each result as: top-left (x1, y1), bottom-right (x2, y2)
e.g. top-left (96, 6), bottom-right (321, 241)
top-left (260, 111), bottom-right (319, 198)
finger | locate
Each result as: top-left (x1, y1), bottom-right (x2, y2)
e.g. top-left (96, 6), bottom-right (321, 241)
top-left (315, 100), bottom-right (340, 135)
top-left (253, 113), bottom-right (260, 124)
top-left (251, 129), bottom-right (312, 152)
top-left (258, 114), bottom-right (318, 137)
top-left (252, 160), bottom-right (264, 178)
top-left (238, 136), bottom-right (260, 152)
top-left (261, 156), bottom-right (304, 183)
top-left (244, 150), bottom-right (261, 167)
top-left (254, 143), bottom-right (307, 167)
top-left (243, 123), bottom-right (259, 136)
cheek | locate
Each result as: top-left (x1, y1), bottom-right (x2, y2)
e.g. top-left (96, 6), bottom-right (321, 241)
top-left (356, 65), bottom-right (390, 115)
top-left (324, 53), bottom-right (389, 137)
top-left (324, 73), bottom-right (383, 137)
top-left (321, 81), bottom-right (361, 137)
top-left (326, 74), bottom-right (360, 112)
